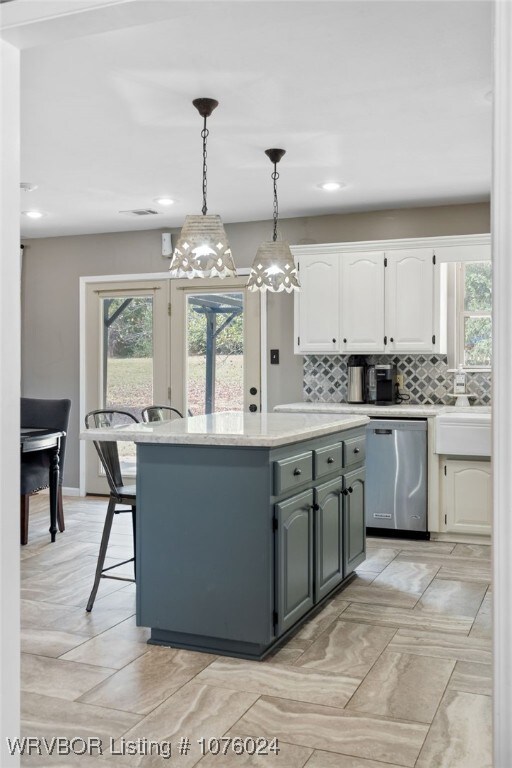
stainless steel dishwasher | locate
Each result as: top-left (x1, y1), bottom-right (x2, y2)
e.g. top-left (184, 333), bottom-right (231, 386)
top-left (365, 419), bottom-right (428, 535)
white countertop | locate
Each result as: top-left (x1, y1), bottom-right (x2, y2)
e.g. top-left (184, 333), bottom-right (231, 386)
top-left (80, 411), bottom-right (370, 448)
top-left (274, 402), bottom-right (491, 418)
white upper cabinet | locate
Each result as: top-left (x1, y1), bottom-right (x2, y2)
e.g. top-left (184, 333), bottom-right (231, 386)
top-left (293, 235), bottom-right (488, 356)
top-left (341, 251), bottom-right (385, 353)
top-left (294, 253), bottom-right (342, 353)
top-left (384, 248), bottom-right (435, 353)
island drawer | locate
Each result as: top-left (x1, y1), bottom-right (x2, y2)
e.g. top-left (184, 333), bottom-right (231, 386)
top-left (314, 443), bottom-right (343, 479)
top-left (343, 435), bottom-right (366, 467)
top-left (274, 451), bottom-right (313, 495)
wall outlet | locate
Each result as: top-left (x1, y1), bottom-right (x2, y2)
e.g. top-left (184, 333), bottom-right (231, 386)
top-left (396, 373), bottom-right (404, 389)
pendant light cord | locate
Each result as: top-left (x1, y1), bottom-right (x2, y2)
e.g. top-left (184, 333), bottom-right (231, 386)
top-left (272, 162), bottom-right (279, 242)
top-left (201, 115), bottom-right (209, 216)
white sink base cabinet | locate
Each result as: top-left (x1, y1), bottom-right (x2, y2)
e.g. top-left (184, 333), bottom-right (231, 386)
top-left (440, 458), bottom-right (492, 536)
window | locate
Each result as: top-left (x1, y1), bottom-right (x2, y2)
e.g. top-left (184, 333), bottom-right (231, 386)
top-left (456, 261), bottom-right (492, 369)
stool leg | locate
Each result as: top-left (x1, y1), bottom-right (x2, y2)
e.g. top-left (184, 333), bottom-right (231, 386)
top-left (20, 494), bottom-right (29, 545)
top-left (57, 486), bottom-right (65, 533)
top-left (86, 496), bottom-right (116, 612)
top-left (131, 505), bottom-right (136, 579)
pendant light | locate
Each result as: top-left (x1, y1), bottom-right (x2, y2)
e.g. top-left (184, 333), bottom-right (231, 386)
top-left (247, 148), bottom-right (300, 293)
top-left (169, 98), bottom-right (236, 279)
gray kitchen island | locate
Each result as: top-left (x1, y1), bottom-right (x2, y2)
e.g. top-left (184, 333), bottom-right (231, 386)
top-left (83, 411), bottom-right (369, 659)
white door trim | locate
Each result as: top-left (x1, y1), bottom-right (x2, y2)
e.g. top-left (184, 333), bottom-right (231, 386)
top-left (78, 269), bottom-right (265, 495)
top-left (493, 2), bottom-right (512, 764)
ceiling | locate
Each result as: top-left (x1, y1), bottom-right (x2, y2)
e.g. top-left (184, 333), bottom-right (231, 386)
top-left (2, 0), bottom-right (493, 238)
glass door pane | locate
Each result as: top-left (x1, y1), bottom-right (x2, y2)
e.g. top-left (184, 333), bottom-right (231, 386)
top-left (186, 292), bottom-right (244, 415)
top-left (101, 295), bottom-right (154, 475)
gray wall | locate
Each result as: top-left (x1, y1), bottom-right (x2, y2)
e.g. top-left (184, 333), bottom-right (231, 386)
top-left (21, 202), bottom-right (490, 487)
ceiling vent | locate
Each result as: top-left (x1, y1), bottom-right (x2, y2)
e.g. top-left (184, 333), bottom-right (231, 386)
top-left (119, 209), bottom-right (161, 216)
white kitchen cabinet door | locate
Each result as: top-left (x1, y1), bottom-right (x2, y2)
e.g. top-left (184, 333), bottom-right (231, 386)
top-left (341, 251), bottom-right (385, 353)
top-left (294, 253), bottom-right (342, 354)
top-left (442, 459), bottom-right (492, 535)
top-left (385, 248), bottom-right (435, 353)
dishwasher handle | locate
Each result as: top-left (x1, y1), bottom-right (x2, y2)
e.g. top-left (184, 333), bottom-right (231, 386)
top-left (374, 428), bottom-right (393, 435)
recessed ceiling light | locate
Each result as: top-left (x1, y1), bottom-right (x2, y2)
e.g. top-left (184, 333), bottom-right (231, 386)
top-left (22, 210), bottom-right (44, 219)
top-left (20, 182), bottom-right (38, 193)
top-left (154, 197), bottom-right (174, 206)
top-left (319, 181), bottom-right (346, 192)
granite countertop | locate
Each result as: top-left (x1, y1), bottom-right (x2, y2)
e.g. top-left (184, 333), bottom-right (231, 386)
top-left (80, 411), bottom-right (370, 448)
top-left (274, 402), bottom-right (491, 418)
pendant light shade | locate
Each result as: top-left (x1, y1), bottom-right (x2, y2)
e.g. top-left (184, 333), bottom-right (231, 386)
top-left (247, 148), bottom-right (300, 293)
top-left (170, 98), bottom-right (236, 279)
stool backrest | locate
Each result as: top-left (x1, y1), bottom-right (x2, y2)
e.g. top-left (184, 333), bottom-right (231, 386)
top-left (141, 405), bottom-right (183, 422)
top-left (84, 409), bottom-right (138, 496)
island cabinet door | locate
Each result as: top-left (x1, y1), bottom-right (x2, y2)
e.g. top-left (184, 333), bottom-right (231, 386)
top-left (275, 489), bottom-right (314, 636)
top-left (343, 467), bottom-right (366, 575)
top-left (314, 477), bottom-right (344, 602)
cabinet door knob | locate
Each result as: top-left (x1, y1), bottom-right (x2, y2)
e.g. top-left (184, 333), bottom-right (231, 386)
top-left (390, 337), bottom-right (394, 343)
top-left (249, 404), bottom-right (258, 412)
top-left (249, 386), bottom-right (258, 395)
top-left (353, 447), bottom-right (360, 454)
top-left (332, 338), bottom-right (336, 343)
top-left (342, 488), bottom-right (349, 496)
top-left (348, 486), bottom-right (354, 494)
top-left (293, 468), bottom-right (302, 476)
top-left (312, 503), bottom-right (320, 512)
top-left (327, 456), bottom-right (334, 464)
top-left (343, 338), bottom-right (347, 343)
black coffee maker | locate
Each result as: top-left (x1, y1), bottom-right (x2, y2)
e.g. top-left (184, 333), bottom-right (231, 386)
top-left (366, 364), bottom-right (397, 405)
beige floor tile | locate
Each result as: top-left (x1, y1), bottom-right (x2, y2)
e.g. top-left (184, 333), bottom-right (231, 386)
top-left (233, 696), bottom-right (428, 767)
top-left (414, 579), bottom-right (487, 620)
top-left (295, 620), bottom-right (396, 677)
top-left (447, 661), bottom-right (492, 696)
top-left (305, 752), bottom-right (407, 768)
top-left (367, 537), bottom-right (455, 555)
top-left (470, 591), bottom-right (492, 639)
top-left (195, 656), bottom-right (360, 708)
top-left (452, 543), bottom-right (491, 559)
top-left (346, 650), bottom-right (454, 723)
top-left (198, 736), bottom-right (312, 767)
top-left (387, 628), bottom-right (492, 664)
top-left (21, 653), bottom-right (116, 700)
top-left (60, 623), bottom-right (149, 669)
top-left (395, 552), bottom-right (491, 583)
top-left (21, 627), bottom-right (90, 658)
top-left (341, 603), bottom-right (473, 634)
top-left (341, 561), bottom-right (439, 609)
top-left (118, 683), bottom-right (259, 767)
top-left (21, 691), bottom-right (140, 742)
top-left (80, 647), bottom-right (217, 714)
top-left (415, 690), bottom-right (492, 768)
top-left (355, 548), bottom-right (399, 573)
top-left (285, 600), bottom-right (349, 651)
top-left (263, 647), bottom-right (305, 665)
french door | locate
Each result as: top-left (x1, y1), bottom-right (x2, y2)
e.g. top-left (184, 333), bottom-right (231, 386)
top-left (169, 276), bottom-right (261, 416)
top-left (83, 275), bottom-right (261, 494)
top-left (84, 279), bottom-right (169, 493)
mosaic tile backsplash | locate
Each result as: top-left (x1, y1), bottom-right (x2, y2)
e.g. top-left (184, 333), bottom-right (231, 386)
top-left (303, 355), bottom-right (491, 406)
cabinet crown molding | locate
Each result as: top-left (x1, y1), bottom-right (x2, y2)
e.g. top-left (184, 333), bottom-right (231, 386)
top-left (291, 233), bottom-right (490, 257)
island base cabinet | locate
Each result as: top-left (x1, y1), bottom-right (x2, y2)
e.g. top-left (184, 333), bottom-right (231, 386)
top-left (314, 477), bottom-right (344, 602)
top-left (343, 467), bottom-right (366, 575)
top-left (275, 490), bottom-right (314, 636)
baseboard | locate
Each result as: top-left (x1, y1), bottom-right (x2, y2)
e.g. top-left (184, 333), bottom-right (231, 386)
top-left (39, 486), bottom-right (82, 497)
top-left (430, 531), bottom-right (491, 545)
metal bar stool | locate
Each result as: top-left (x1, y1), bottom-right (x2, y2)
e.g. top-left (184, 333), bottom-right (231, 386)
top-left (84, 409), bottom-right (138, 611)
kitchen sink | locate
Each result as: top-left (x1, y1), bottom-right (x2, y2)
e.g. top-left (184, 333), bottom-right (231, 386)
top-left (435, 411), bottom-right (491, 456)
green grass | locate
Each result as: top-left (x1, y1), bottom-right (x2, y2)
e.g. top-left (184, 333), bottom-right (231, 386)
top-left (106, 354), bottom-right (244, 415)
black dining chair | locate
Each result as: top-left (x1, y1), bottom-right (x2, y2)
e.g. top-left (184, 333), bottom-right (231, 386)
top-left (141, 405), bottom-right (184, 422)
top-left (84, 409), bottom-right (139, 611)
top-left (20, 397), bottom-right (71, 545)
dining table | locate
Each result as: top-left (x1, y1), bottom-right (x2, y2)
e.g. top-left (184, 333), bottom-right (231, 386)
top-left (20, 427), bottom-right (65, 543)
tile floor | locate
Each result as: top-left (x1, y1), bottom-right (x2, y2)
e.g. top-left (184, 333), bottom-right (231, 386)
top-left (20, 495), bottom-right (492, 767)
